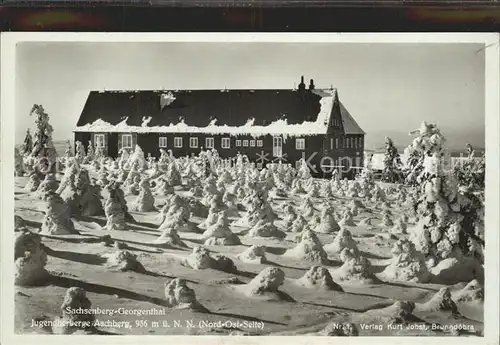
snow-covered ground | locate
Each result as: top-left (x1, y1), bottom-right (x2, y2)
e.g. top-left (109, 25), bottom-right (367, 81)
top-left (14, 160), bottom-right (484, 336)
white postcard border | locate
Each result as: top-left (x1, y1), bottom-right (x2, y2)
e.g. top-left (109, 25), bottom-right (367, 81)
top-left (1, 32), bottom-right (499, 345)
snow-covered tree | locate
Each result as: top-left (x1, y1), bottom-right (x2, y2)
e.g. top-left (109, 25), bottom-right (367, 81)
top-left (21, 129), bottom-right (33, 156)
top-left (15, 148), bottom-right (24, 176)
top-left (103, 182), bottom-right (134, 230)
top-left (127, 145), bottom-right (148, 172)
top-left (408, 124), bottom-right (484, 281)
top-left (296, 158), bottom-right (312, 179)
top-left (75, 141), bottom-right (86, 163)
top-left (29, 104), bottom-right (57, 172)
top-left (64, 140), bottom-right (72, 158)
top-left (404, 121), bottom-right (446, 186)
top-left (95, 146), bottom-right (105, 162)
top-left (453, 143), bottom-right (485, 192)
top-left (382, 136), bottom-right (403, 183)
top-left (132, 178), bottom-right (155, 212)
top-left (41, 192), bottom-right (78, 235)
top-left (85, 140), bottom-right (95, 163)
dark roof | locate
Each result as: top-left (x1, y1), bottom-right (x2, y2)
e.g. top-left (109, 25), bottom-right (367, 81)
top-left (339, 102), bottom-right (365, 135)
top-left (75, 88), bottom-right (365, 136)
top-left (77, 89), bottom-right (324, 127)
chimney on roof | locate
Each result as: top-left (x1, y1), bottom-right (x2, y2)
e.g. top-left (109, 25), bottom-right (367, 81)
top-left (309, 79), bottom-right (315, 90)
top-left (298, 75), bottom-right (306, 91)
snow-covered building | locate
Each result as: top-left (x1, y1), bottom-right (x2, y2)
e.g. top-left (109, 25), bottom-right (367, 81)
top-left (74, 76), bottom-right (365, 177)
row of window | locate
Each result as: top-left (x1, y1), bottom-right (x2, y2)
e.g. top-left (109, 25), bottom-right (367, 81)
top-left (236, 139), bottom-right (263, 148)
top-left (161, 137), bottom-right (306, 150)
top-left (161, 137), bottom-right (268, 149)
top-left (95, 134), bottom-right (361, 151)
top-left (162, 137), bottom-right (226, 149)
top-left (329, 137), bottom-right (363, 149)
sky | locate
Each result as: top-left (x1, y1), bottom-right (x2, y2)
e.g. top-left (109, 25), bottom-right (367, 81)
top-left (15, 41), bottom-right (485, 150)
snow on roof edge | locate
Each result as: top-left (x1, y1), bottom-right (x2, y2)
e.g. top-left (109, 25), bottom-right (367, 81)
top-left (74, 90), bottom-right (336, 138)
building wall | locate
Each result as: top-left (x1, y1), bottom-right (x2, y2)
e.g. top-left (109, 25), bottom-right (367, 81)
top-left (76, 131), bottom-right (364, 178)
top-left (320, 134), bottom-right (364, 179)
top-left (74, 132), bottom-right (91, 154)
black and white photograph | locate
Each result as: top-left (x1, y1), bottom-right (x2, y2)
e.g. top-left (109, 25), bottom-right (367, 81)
top-left (1, 33), bottom-right (498, 341)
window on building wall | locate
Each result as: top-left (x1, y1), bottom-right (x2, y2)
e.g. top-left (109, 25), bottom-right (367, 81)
top-left (243, 140), bottom-right (249, 147)
top-left (257, 162), bottom-right (263, 169)
top-left (257, 140), bottom-right (263, 147)
top-left (122, 134), bottom-right (133, 149)
top-left (174, 137), bottom-right (183, 148)
top-left (94, 134), bottom-right (105, 148)
top-left (351, 138), bottom-right (355, 148)
top-left (296, 138), bottom-right (305, 150)
top-left (236, 140), bottom-right (241, 147)
top-left (205, 137), bottom-right (214, 149)
top-left (359, 137), bottom-right (363, 148)
top-left (221, 138), bottom-right (231, 149)
top-left (345, 137), bottom-right (349, 148)
top-left (159, 137), bottom-right (167, 148)
top-left (295, 161), bottom-right (302, 170)
top-left (335, 138), bottom-right (339, 149)
top-left (250, 140), bottom-right (256, 147)
top-left (189, 137), bottom-right (198, 148)
top-left (330, 138), bottom-right (334, 150)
